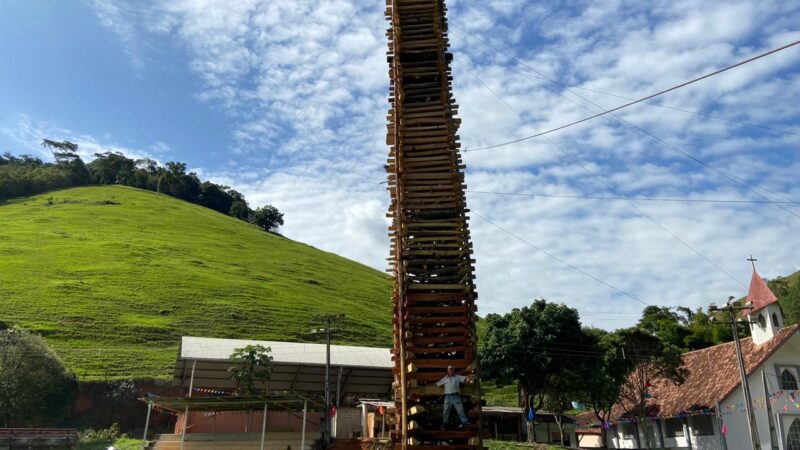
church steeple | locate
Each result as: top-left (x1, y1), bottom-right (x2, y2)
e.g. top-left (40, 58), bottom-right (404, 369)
top-left (746, 263), bottom-right (783, 345)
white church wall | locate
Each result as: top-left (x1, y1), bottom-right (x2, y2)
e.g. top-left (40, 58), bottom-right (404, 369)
top-left (607, 331), bottom-right (800, 450)
top-left (720, 335), bottom-right (800, 450)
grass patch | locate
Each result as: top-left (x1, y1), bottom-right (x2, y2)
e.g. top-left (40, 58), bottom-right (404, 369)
top-left (76, 437), bottom-right (145, 450)
top-left (483, 382), bottom-right (519, 407)
top-left (0, 186), bottom-right (393, 379)
top-left (484, 440), bottom-right (567, 450)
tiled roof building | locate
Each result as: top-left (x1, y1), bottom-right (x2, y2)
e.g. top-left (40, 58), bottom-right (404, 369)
top-left (607, 269), bottom-right (800, 450)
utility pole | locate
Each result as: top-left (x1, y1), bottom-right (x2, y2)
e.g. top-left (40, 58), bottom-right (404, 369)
top-left (709, 297), bottom-right (761, 450)
top-left (310, 313), bottom-right (345, 447)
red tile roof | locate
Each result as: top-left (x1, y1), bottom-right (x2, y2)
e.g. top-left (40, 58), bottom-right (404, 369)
top-left (612, 324), bottom-right (799, 419)
top-left (747, 270), bottom-right (779, 313)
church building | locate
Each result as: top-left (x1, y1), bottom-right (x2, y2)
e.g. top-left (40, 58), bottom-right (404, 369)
top-left (608, 269), bottom-right (800, 450)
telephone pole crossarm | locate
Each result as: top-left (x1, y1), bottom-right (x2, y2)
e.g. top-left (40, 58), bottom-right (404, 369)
top-left (709, 300), bottom-right (760, 450)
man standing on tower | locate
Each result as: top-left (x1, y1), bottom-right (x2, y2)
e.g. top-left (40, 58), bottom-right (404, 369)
top-left (437, 365), bottom-right (471, 429)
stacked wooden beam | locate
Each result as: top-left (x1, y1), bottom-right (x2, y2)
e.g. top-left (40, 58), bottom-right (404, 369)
top-left (385, 1), bottom-right (482, 449)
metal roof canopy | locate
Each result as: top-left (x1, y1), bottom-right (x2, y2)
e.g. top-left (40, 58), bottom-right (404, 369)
top-left (140, 394), bottom-right (318, 413)
top-left (173, 337), bottom-right (393, 396)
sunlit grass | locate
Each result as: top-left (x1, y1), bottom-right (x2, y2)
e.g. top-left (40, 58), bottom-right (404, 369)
top-left (0, 186), bottom-right (393, 380)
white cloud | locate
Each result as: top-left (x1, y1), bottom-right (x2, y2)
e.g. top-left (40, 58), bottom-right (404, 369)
top-left (2, 114), bottom-right (164, 163)
top-left (82, 0), bottom-right (800, 328)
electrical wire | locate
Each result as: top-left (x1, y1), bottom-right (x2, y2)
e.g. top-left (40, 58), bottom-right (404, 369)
top-left (452, 26), bottom-right (800, 152)
top-left (551, 82), bottom-right (800, 138)
top-left (464, 68), bottom-right (747, 289)
top-left (471, 210), bottom-right (650, 307)
top-left (466, 190), bottom-right (800, 204)
top-left (452, 28), bottom-right (800, 211)
top-left (502, 66), bottom-right (800, 220)
top-left (481, 62), bottom-right (800, 138)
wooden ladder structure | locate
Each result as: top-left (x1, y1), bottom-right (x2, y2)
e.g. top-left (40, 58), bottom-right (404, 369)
top-left (385, 1), bottom-right (482, 449)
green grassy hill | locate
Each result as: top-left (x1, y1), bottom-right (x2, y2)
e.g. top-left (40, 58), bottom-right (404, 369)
top-left (0, 186), bottom-right (392, 379)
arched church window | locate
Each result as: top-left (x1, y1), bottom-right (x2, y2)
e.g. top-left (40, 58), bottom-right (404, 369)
top-left (758, 314), bottom-right (767, 329)
top-left (787, 418), bottom-right (800, 450)
top-left (781, 369), bottom-right (799, 390)
top-left (772, 313), bottom-right (780, 327)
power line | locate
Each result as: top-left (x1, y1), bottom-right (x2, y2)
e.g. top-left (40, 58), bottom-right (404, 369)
top-left (464, 68), bottom-right (748, 289)
top-left (471, 210), bottom-right (650, 307)
top-left (514, 66), bottom-right (800, 218)
top-left (454, 28), bottom-right (800, 151)
top-left (481, 63), bottom-right (800, 138)
top-left (454, 30), bottom-right (800, 220)
top-left (551, 82), bottom-right (800, 138)
top-left (466, 190), bottom-right (800, 204)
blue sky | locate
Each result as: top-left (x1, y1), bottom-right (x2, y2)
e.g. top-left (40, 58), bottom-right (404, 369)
top-left (1, 0), bottom-right (799, 328)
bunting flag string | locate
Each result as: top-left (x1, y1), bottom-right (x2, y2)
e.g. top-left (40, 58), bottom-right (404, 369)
top-left (191, 387), bottom-right (236, 396)
top-left (574, 389), bottom-right (800, 427)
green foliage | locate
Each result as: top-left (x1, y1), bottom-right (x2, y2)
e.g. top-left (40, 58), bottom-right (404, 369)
top-left (0, 186), bottom-right (393, 379)
top-left (76, 424), bottom-right (144, 450)
top-left (79, 423), bottom-right (121, 442)
top-left (575, 328), bottom-right (628, 445)
top-left (251, 205), bottom-right (284, 231)
top-left (615, 327), bottom-right (686, 447)
top-left (782, 281), bottom-right (800, 325)
top-left (0, 327), bottom-right (79, 426)
top-left (637, 305), bottom-right (733, 350)
top-left (230, 200), bottom-right (250, 220)
top-left (1, 147), bottom-right (282, 230)
top-left (228, 344), bottom-right (273, 395)
top-left (480, 299), bottom-right (584, 414)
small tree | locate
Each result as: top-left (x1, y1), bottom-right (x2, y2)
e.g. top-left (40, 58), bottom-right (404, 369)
top-left (577, 328), bottom-right (629, 448)
top-left (250, 205), bottom-right (284, 232)
top-left (0, 327), bottom-right (79, 426)
top-left (615, 328), bottom-right (686, 449)
top-left (544, 381), bottom-right (574, 446)
top-left (228, 345), bottom-right (273, 395)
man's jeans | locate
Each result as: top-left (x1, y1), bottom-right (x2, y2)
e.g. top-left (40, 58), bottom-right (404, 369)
top-left (443, 393), bottom-right (469, 425)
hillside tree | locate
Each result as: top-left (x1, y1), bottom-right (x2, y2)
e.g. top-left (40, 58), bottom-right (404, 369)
top-left (251, 205), bottom-right (284, 232)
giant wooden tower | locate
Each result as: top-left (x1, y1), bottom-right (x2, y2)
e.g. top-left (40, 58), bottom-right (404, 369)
top-left (386, 0), bottom-right (482, 448)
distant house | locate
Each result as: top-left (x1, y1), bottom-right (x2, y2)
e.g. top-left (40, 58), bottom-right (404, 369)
top-left (607, 269), bottom-right (800, 450)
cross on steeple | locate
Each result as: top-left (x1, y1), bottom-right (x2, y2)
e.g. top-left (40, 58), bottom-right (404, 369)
top-left (747, 254), bottom-right (758, 271)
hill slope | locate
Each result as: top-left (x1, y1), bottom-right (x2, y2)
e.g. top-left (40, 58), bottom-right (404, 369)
top-left (0, 186), bottom-right (392, 379)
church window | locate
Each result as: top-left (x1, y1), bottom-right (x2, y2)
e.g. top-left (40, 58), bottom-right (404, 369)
top-left (691, 416), bottom-right (714, 436)
top-left (621, 423), bottom-right (635, 439)
top-left (781, 369), bottom-right (799, 390)
top-left (787, 418), bottom-right (800, 450)
top-left (758, 314), bottom-right (767, 329)
top-left (665, 418), bottom-right (684, 437)
top-left (772, 313), bottom-right (780, 327)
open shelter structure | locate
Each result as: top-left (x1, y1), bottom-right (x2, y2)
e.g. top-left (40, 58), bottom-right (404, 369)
top-left (142, 336), bottom-right (394, 448)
